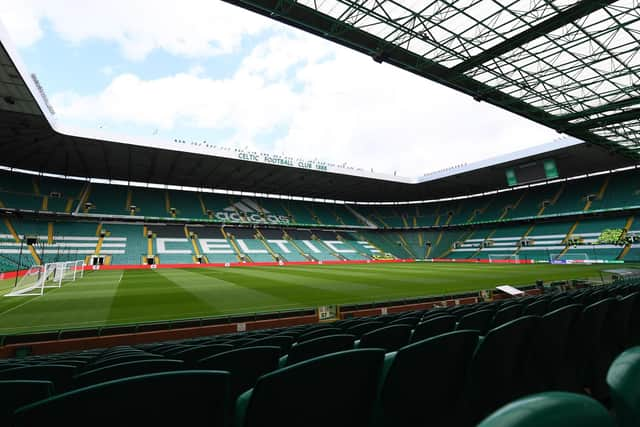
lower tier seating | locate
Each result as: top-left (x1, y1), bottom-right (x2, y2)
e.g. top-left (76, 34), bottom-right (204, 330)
top-left (1, 280), bottom-right (639, 426)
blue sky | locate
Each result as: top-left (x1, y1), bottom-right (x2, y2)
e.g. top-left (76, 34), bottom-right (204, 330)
top-left (0, 0), bottom-right (560, 177)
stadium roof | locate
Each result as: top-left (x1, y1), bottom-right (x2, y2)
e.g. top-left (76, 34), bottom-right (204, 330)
top-left (222, 0), bottom-right (640, 158)
top-left (0, 5), bottom-right (638, 202)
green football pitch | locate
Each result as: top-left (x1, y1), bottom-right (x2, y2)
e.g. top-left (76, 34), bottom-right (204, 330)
top-left (0, 262), bottom-right (619, 335)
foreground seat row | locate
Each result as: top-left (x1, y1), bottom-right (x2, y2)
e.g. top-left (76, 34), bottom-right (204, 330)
top-left (5, 345), bottom-right (640, 427)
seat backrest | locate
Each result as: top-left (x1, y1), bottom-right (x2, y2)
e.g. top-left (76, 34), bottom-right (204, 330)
top-left (358, 325), bottom-right (411, 352)
top-left (84, 353), bottom-right (164, 371)
top-left (477, 391), bottom-right (614, 427)
top-left (630, 293), bottom-right (640, 347)
top-left (527, 304), bottom-right (582, 392)
top-left (607, 347), bottom-right (640, 427)
top-left (241, 335), bottom-right (294, 355)
top-left (197, 346), bottom-right (281, 398)
top-left (0, 365), bottom-right (76, 393)
top-left (0, 380), bottom-right (52, 423)
top-left (296, 328), bottom-right (342, 343)
top-left (172, 344), bottom-right (234, 366)
top-left (463, 315), bottom-right (540, 425)
top-left (72, 359), bottom-right (184, 389)
top-left (548, 296), bottom-right (571, 312)
top-left (410, 315), bottom-right (457, 343)
top-left (606, 292), bottom-right (638, 353)
top-left (285, 335), bottom-right (355, 366)
top-left (345, 321), bottom-right (385, 338)
top-left (490, 304), bottom-right (524, 329)
top-left (13, 370), bottom-right (230, 426)
top-left (576, 297), bottom-right (616, 399)
top-left (379, 330), bottom-right (479, 427)
top-left (237, 349), bottom-right (384, 427)
top-left (522, 300), bottom-right (548, 316)
top-left (456, 309), bottom-right (494, 335)
top-left (388, 316), bottom-right (420, 327)
top-left (420, 309), bottom-right (448, 322)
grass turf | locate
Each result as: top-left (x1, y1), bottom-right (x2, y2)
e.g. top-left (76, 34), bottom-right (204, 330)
top-left (0, 262), bottom-right (619, 335)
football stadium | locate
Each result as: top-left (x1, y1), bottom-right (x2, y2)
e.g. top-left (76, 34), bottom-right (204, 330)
top-left (1, 1), bottom-right (640, 425)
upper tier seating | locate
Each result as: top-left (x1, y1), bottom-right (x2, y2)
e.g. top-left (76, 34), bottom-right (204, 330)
top-left (2, 168), bottom-right (640, 227)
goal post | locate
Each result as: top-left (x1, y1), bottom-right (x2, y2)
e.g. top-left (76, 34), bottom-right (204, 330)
top-left (5, 260), bottom-right (85, 297)
top-left (5, 265), bottom-right (46, 296)
top-left (549, 252), bottom-right (590, 263)
top-left (488, 254), bottom-right (520, 264)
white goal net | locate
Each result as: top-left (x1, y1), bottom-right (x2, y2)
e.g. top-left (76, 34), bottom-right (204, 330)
top-left (550, 252), bottom-right (590, 263)
top-left (5, 260), bottom-right (85, 297)
top-left (488, 254), bottom-right (520, 264)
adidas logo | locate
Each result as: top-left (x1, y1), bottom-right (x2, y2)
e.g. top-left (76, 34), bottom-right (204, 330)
top-left (215, 198), bottom-right (288, 224)
top-left (224, 198), bottom-right (271, 214)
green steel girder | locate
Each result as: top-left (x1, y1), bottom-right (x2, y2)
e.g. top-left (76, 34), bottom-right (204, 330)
top-left (566, 107), bottom-right (640, 131)
top-left (452, 0), bottom-right (617, 74)
top-left (553, 94), bottom-right (640, 122)
top-left (221, 0), bottom-right (640, 159)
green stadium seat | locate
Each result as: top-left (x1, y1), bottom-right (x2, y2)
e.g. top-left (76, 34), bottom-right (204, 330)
top-left (477, 392), bottom-right (614, 427)
top-left (577, 297), bottom-right (616, 400)
top-left (197, 346), bottom-right (281, 399)
top-left (72, 359), bottom-right (184, 389)
top-left (387, 316), bottom-right (420, 327)
top-left (420, 308), bottom-right (448, 322)
top-left (607, 347), bottom-right (640, 427)
top-left (0, 365), bottom-right (76, 393)
top-left (548, 296), bottom-right (572, 312)
top-left (283, 334), bottom-right (355, 366)
top-left (456, 309), bottom-right (494, 335)
top-left (241, 335), bottom-right (294, 355)
top-left (235, 349), bottom-right (384, 427)
top-left (377, 330), bottom-right (479, 427)
top-left (629, 293), bottom-right (640, 347)
top-left (526, 304), bottom-right (582, 393)
top-left (0, 380), bottom-right (52, 423)
top-left (13, 371), bottom-right (230, 426)
top-left (357, 325), bottom-right (411, 352)
top-left (610, 292), bottom-right (639, 353)
top-left (171, 344), bottom-right (234, 366)
top-left (409, 315), bottom-right (456, 343)
top-left (448, 305), bottom-right (477, 319)
top-left (522, 299), bottom-right (548, 316)
top-left (462, 315), bottom-right (540, 425)
top-left (345, 321), bottom-right (385, 338)
top-left (84, 353), bottom-right (165, 370)
top-left (296, 328), bottom-right (343, 343)
top-left (490, 304), bottom-right (524, 329)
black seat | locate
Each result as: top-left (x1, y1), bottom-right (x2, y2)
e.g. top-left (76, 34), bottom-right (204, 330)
top-left (378, 330), bottom-right (479, 427)
top-left (462, 315), bottom-right (540, 425)
top-left (14, 371), bottom-right (230, 426)
top-left (72, 359), bottom-right (184, 389)
top-left (456, 309), bottom-right (494, 335)
top-left (357, 325), bottom-right (411, 352)
top-left (235, 349), bottom-right (385, 427)
top-left (285, 334), bottom-right (355, 366)
top-left (197, 346), bottom-right (281, 398)
top-left (410, 315), bottom-right (457, 343)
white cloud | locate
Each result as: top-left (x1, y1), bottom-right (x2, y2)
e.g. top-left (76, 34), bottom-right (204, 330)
top-left (0, 1), bottom-right (43, 47)
top-left (50, 30), bottom-right (557, 176)
top-left (0, 0), bottom-right (272, 60)
top-left (4, 3), bottom-right (558, 177)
